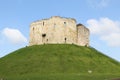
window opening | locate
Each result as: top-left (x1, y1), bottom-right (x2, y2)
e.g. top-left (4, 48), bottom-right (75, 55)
top-left (64, 22), bottom-right (66, 24)
top-left (42, 34), bottom-right (46, 37)
top-left (43, 22), bottom-right (44, 26)
top-left (64, 22), bottom-right (67, 26)
top-left (54, 23), bottom-right (56, 28)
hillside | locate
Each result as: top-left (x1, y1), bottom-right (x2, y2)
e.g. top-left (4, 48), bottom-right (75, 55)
top-left (0, 44), bottom-right (120, 80)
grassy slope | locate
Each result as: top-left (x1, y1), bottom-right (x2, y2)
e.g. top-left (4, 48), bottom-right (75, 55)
top-left (0, 44), bottom-right (120, 80)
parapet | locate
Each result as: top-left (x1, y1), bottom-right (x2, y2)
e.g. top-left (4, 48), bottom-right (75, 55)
top-left (77, 23), bottom-right (89, 32)
top-left (30, 16), bottom-right (76, 27)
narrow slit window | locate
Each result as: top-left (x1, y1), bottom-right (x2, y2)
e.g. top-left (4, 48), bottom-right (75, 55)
top-left (43, 22), bottom-right (44, 26)
top-left (47, 39), bottom-right (48, 42)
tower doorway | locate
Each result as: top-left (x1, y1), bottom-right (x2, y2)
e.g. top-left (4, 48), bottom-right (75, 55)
top-left (64, 37), bottom-right (67, 43)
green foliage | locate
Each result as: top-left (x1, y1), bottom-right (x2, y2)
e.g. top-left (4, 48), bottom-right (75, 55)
top-left (0, 44), bottom-right (120, 79)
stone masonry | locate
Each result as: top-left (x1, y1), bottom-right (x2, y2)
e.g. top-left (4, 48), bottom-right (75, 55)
top-left (29, 16), bottom-right (90, 46)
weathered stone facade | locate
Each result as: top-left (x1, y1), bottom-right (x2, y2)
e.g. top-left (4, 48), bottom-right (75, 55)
top-left (29, 16), bottom-right (89, 46)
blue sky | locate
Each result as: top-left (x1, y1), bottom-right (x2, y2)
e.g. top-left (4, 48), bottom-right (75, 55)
top-left (0, 0), bottom-right (120, 61)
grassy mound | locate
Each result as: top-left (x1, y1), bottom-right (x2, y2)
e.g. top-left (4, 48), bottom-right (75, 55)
top-left (0, 44), bottom-right (120, 80)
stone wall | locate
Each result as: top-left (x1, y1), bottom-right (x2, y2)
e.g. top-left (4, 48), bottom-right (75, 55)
top-left (77, 24), bottom-right (89, 46)
top-left (29, 16), bottom-right (89, 46)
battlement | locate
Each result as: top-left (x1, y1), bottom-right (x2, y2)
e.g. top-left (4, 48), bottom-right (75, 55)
top-left (29, 16), bottom-right (89, 46)
top-left (31, 16), bottom-right (76, 26)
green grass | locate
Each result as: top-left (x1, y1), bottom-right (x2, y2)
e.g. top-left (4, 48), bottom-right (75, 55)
top-left (3, 74), bottom-right (120, 80)
top-left (0, 44), bottom-right (120, 80)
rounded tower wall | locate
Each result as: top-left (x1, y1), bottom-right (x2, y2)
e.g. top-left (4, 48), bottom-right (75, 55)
top-left (29, 16), bottom-right (77, 46)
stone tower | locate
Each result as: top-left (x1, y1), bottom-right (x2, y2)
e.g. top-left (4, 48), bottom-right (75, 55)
top-left (29, 16), bottom-right (89, 46)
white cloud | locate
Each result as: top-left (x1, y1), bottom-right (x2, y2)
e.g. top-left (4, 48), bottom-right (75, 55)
top-left (87, 17), bottom-right (120, 47)
top-left (101, 33), bottom-right (120, 46)
top-left (2, 28), bottom-right (27, 44)
top-left (87, 0), bottom-right (110, 8)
